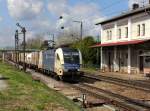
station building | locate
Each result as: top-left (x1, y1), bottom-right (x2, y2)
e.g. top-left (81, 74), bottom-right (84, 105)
top-left (93, 5), bottom-right (150, 74)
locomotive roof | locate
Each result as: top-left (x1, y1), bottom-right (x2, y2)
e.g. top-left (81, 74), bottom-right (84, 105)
top-left (62, 47), bottom-right (78, 52)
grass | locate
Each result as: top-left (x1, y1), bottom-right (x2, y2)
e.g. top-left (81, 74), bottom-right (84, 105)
top-left (81, 67), bottom-right (100, 74)
top-left (0, 62), bottom-right (81, 111)
top-left (81, 64), bottom-right (100, 74)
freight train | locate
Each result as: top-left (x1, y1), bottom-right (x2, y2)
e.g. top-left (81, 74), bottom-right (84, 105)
top-left (11, 47), bottom-right (83, 80)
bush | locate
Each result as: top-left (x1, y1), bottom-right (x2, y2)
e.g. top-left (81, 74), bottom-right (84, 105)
top-left (71, 36), bottom-right (97, 64)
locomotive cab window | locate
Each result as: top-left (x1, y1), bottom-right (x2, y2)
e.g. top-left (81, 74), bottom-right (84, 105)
top-left (63, 51), bottom-right (80, 64)
top-left (72, 52), bottom-right (80, 64)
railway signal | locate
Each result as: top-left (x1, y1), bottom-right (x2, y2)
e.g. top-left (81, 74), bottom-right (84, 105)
top-left (15, 30), bottom-right (19, 69)
top-left (59, 16), bottom-right (83, 40)
top-left (16, 23), bottom-right (26, 72)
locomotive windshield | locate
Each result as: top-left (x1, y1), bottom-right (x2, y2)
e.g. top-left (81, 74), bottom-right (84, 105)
top-left (63, 49), bottom-right (80, 64)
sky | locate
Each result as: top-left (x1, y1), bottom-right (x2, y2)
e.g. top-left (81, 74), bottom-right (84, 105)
top-left (0, 0), bottom-right (146, 48)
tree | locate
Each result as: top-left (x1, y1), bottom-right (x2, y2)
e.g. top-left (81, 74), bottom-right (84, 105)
top-left (71, 36), bottom-right (97, 64)
top-left (56, 29), bottom-right (79, 46)
top-left (25, 35), bottom-right (44, 49)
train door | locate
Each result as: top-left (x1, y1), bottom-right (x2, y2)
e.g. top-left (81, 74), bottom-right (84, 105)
top-left (118, 50), bottom-right (121, 72)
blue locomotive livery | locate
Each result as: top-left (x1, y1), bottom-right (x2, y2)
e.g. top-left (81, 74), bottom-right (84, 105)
top-left (16, 47), bottom-right (83, 80)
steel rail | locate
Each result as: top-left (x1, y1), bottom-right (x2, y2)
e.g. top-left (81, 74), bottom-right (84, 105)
top-left (70, 83), bottom-right (150, 111)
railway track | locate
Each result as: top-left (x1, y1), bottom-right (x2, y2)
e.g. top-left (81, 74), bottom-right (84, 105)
top-left (6, 61), bottom-right (150, 110)
top-left (83, 74), bottom-right (150, 92)
top-left (70, 83), bottom-right (150, 111)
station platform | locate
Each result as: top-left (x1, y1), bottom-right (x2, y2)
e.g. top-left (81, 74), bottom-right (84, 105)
top-left (82, 69), bottom-right (149, 81)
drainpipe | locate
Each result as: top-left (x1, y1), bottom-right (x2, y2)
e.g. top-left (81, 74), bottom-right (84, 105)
top-left (101, 47), bottom-right (103, 71)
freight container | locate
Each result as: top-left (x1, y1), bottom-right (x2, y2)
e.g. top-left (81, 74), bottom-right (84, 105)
top-left (31, 51), bottom-right (39, 66)
top-left (20, 53), bottom-right (24, 63)
top-left (26, 53), bottom-right (32, 65)
top-left (19, 53), bottom-right (29, 63)
top-left (11, 52), bottom-right (16, 62)
top-left (38, 51), bottom-right (43, 70)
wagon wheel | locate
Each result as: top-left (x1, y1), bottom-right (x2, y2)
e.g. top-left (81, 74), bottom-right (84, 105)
top-left (57, 69), bottom-right (63, 81)
top-left (59, 75), bottom-right (64, 81)
top-left (54, 74), bottom-right (60, 81)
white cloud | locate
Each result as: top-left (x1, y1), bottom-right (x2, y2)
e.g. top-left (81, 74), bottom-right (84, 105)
top-left (48, 1), bottom-right (104, 37)
top-left (7, 0), bottom-right (44, 20)
top-left (2, 0), bottom-right (104, 48)
top-left (0, 16), bottom-right (3, 22)
top-left (28, 18), bottom-right (55, 33)
top-left (0, 26), bottom-right (14, 47)
top-left (47, 0), bottom-right (68, 16)
top-left (6, 0), bottom-right (55, 42)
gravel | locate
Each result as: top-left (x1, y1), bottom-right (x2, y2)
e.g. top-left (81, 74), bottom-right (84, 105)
top-left (92, 81), bottom-right (150, 100)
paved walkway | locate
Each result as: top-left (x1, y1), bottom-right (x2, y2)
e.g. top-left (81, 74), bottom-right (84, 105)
top-left (83, 69), bottom-right (149, 81)
top-left (100, 72), bottom-right (148, 80)
top-left (0, 75), bottom-right (7, 91)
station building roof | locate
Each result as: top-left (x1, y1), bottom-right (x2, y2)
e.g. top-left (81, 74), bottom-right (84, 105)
top-left (96, 5), bottom-right (150, 25)
top-left (91, 39), bottom-right (150, 48)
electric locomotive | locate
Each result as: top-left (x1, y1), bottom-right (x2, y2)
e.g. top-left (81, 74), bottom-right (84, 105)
top-left (54, 48), bottom-right (82, 80)
top-left (38, 47), bottom-right (83, 80)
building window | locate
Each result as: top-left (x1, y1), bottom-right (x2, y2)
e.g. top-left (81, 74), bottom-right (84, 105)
top-left (125, 27), bottom-right (128, 38)
top-left (109, 30), bottom-right (112, 40)
top-left (118, 29), bottom-right (121, 39)
top-left (107, 30), bottom-right (109, 40)
top-left (142, 24), bottom-right (145, 36)
top-left (137, 24), bottom-right (140, 36)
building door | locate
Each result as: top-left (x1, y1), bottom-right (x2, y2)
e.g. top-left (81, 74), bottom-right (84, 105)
top-left (108, 52), bottom-right (111, 71)
top-left (139, 51), bottom-right (144, 73)
top-left (118, 51), bottom-right (121, 71)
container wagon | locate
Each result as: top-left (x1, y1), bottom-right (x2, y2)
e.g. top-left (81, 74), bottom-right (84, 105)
top-left (18, 52), bottom-right (30, 65)
top-left (30, 51), bottom-right (39, 69)
top-left (26, 53), bottom-right (32, 67)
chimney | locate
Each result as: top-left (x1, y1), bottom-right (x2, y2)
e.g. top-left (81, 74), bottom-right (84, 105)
top-left (132, 3), bottom-right (139, 10)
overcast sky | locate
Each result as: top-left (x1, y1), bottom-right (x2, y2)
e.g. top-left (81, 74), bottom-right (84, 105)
top-left (0, 0), bottom-right (142, 48)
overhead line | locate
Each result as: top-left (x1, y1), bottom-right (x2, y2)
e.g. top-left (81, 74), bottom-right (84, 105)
top-left (99, 0), bottom-right (127, 12)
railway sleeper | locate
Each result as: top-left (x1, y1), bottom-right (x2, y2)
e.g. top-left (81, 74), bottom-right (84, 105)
top-left (73, 96), bottom-right (110, 108)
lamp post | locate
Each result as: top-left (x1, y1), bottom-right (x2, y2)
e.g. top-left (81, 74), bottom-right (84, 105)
top-left (59, 16), bottom-right (83, 40)
top-left (73, 21), bottom-right (83, 40)
top-left (16, 23), bottom-right (26, 72)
